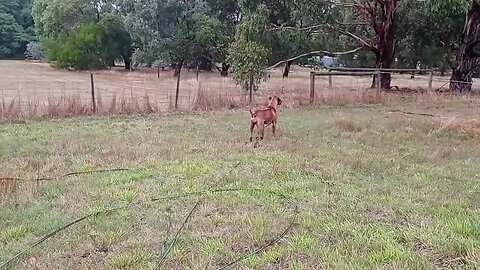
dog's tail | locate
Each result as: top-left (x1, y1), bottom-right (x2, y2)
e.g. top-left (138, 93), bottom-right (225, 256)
top-left (249, 109), bottom-right (254, 117)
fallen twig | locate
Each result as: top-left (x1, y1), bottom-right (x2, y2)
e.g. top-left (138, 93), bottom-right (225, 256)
top-left (388, 110), bottom-right (437, 117)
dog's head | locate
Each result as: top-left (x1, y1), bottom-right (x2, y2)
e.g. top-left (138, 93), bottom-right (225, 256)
top-left (268, 96), bottom-right (282, 107)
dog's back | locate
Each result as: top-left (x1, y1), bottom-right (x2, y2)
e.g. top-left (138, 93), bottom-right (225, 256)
top-left (250, 108), bottom-right (276, 124)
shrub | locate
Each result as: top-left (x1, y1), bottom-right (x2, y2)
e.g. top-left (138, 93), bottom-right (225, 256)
top-left (25, 41), bottom-right (45, 60)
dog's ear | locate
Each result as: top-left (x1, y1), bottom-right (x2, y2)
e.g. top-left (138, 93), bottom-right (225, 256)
top-left (277, 97), bottom-right (282, 105)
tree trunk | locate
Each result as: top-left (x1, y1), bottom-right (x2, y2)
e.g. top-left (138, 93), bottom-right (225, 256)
top-left (283, 61), bottom-right (292, 78)
top-left (450, 69), bottom-right (474, 92)
top-left (368, 0), bottom-right (398, 90)
top-left (410, 60), bottom-right (417, 79)
top-left (121, 51), bottom-right (131, 70)
top-left (124, 60), bottom-right (131, 71)
top-left (220, 62), bottom-right (230, 77)
top-left (174, 59), bottom-right (184, 77)
top-left (449, 0), bottom-right (480, 92)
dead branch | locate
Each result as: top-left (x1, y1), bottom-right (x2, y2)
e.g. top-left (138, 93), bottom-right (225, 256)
top-left (326, 23), bottom-right (376, 52)
top-left (268, 23), bottom-right (327, 32)
top-left (389, 110), bottom-right (437, 117)
top-left (267, 47), bottom-right (363, 70)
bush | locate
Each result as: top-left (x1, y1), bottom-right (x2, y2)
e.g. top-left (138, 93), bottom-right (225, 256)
top-left (24, 41), bottom-right (45, 60)
top-left (42, 20), bottom-right (132, 71)
top-left (44, 22), bottom-right (105, 70)
top-left (227, 5), bottom-right (269, 91)
top-left (228, 38), bottom-right (268, 90)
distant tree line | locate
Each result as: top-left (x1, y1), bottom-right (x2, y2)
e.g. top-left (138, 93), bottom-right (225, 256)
top-left (1, 0), bottom-right (480, 92)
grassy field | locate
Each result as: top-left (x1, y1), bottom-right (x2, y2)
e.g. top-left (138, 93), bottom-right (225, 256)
top-left (1, 96), bottom-right (480, 269)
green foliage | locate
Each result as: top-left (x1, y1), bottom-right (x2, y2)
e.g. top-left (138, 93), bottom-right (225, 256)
top-left (427, 0), bottom-right (469, 14)
top-left (0, 0), bottom-right (34, 58)
top-left (19, 0), bottom-right (480, 74)
top-left (32, 0), bottom-right (98, 38)
top-left (33, 0), bottom-right (132, 69)
top-left (98, 14), bottom-right (133, 66)
top-left (126, 0), bottom-right (229, 68)
top-left (228, 38), bottom-right (268, 89)
top-left (228, 4), bottom-right (269, 90)
top-left (0, 12), bottom-right (26, 56)
top-left (45, 22), bottom-right (105, 70)
top-left (196, 15), bottom-right (230, 62)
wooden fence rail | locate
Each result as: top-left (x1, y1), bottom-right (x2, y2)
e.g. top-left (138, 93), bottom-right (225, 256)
top-left (309, 69), bottom-right (435, 105)
top-left (328, 67), bottom-right (435, 73)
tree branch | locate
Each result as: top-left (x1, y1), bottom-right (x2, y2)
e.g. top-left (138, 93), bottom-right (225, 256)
top-left (267, 47), bottom-right (363, 70)
top-left (269, 22), bottom-right (375, 52)
top-left (326, 23), bottom-right (376, 52)
top-left (268, 23), bottom-right (327, 32)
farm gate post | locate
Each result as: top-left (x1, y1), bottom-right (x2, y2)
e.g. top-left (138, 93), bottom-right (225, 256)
top-left (428, 71), bottom-right (434, 93)
top-left (90, 73), bottom-right (96, 113)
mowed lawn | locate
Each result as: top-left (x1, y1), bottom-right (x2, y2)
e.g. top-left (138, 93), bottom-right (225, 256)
top-left (1, 103), bottom-right (479, 269)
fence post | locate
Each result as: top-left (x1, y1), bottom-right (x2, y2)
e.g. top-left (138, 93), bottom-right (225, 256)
top-left (428, 70), bottom-right (434, 93)
top-left (328, 70), bottom-right (332, 88)
top-left (196, 64), bottom-right (199, 81)
top-left (310, 72), bottom-right (315, 105)
top-left (90, 73), bottom-right (96, 113)
top-left (175, 70), bottom-right (181, 110)
top-left (376, 70), bottom-right (381, 93)
top-left (157, 66), bottom-right (160, 79)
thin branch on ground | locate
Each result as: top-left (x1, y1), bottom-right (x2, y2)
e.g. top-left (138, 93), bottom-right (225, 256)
top-left (0, 168), bottom-right (129, 182)
top-left (388, 110), bottom-right (437, 117)
top-left (1, 164), bottom-right (298, 270)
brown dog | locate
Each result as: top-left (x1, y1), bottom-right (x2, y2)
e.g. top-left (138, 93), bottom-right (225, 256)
top-left (249, 96), bottom-right (282, 142)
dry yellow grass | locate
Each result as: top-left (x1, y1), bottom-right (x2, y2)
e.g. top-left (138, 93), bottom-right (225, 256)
top-left (335, 118), bottom-right (363, 133)
top-left (429, 117), bottom-right (480, 139)
top-left (2, 60), bottom-right (480, 120)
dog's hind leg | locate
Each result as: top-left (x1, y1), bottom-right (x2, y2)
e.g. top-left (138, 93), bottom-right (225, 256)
top-left (258, 120), bottom-right (265, 140)
top-left (249, 121), bottom-right (255, 142)
top-left (272, 121), bottom-right (276, 137)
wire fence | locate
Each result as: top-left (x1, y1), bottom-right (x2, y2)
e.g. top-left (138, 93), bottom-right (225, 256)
top-left (1, 67), bottom-right (479, 120)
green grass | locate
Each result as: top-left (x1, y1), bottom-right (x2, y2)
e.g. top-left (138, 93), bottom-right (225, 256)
top-left (1, 102), bottom-right (480, 269)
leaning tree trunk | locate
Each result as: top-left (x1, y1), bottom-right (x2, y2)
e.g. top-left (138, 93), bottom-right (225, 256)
top-left (173, 59), bottom-right (184, 77)
top-left (450, 0), bottom-right (480, 92)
